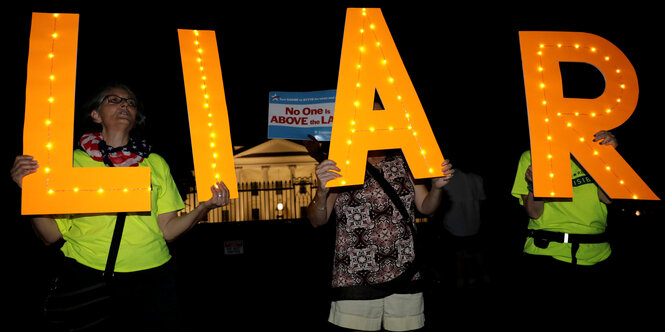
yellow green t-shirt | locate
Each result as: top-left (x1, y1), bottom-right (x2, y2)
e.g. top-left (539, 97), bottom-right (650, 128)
top-left (55, 149), bottom-right (185, 272)
top-left (511, 150), bottom-right (611, 265)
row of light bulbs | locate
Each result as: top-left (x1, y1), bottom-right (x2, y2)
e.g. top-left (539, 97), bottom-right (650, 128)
top-left (338, 8), bottom-right (433, 185)
top-left (40, 13), bottom-right (638, 199)
top-left (535, 41), bottom-right (638, 199)
top-left (43, 13), bottom-right (151, 195)
top-left (43, 14), bottom-right (58, 193)
top-left (192, 30), bottom-right (222, 182)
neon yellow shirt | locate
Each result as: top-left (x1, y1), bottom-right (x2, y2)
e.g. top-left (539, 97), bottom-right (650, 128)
top-left (511, 150), bottom-right (611, 265)
top-left (55, 149), bottom-right (185, 272)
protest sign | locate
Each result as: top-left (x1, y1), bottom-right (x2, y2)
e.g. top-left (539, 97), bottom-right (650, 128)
top-left (268, 90), bottom-right (335, 141)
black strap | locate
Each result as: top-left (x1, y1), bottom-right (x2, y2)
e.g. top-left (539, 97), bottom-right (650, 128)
top-left (330, 163), bottom-right (421, 301)
top-left (527, 229), bottom-right (608, 266)
top-left (365, 162), bottom-right (413, 231)
top-left (104, 212), bottom-right (126, 279)
top-left (527, 229), bottom-right (608, 244)
top-left (364, 162), bottom-right (419, 265)
top-left (571, 242), bottom-right (580, 266)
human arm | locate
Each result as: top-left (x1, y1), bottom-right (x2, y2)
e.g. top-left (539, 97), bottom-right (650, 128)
top-left (593, 130), bottom-right (617, 204)
top-left (597, 188), bottom-right (612, 204)
top-left (522, 165), bottom-right (545, 219)
top-left (158, 181), bottom-right (229, 242)
top-left (306, 159), bottom-right (340, 228)
top-left (29, 217), bottom-right (62, 246)
top-left (413, 160), bottom-right (454, 216)
top-left (10, 155), bottom-right (64, 245)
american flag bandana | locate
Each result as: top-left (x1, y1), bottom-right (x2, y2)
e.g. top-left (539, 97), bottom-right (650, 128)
top-left (79, 132), bottom-right (151, 167)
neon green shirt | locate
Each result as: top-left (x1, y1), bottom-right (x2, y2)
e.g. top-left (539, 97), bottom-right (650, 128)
top-left (55, 149), bottom-right (185, 272)
top-left (511, 150), bottom-right (611, 265)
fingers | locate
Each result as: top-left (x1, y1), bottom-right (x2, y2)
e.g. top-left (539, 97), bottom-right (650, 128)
top-left (593, 130), bottom-right (617, 147)
top-left (440, 160), bottom-right (454, 177)
top-left (593, 131), bottom-right (608, 143)
top-left (208, 181), bottom-right (230, 207)
top-left (316, 159), bottom-right (340, 172)
top-left (315, 159), bottom-right (342, 189)
top-left (10, 155), bottom-right (39, 188)
top-left (12, 155), bottom-right (38, 172)
top-left (432, 160), bottom-right (454, 188)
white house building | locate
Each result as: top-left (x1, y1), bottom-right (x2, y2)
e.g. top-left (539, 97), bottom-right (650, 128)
top-left (180, 139), bottom-right (319, 222)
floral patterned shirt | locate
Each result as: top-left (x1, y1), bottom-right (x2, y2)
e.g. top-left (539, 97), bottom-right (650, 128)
top-left (332, 153), bottom-right (418, 288)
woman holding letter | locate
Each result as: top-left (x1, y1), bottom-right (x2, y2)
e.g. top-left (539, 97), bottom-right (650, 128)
top-left (307, 146), bottom-right (454, 331)
top-left (11, 83), bottom-right (229, 331)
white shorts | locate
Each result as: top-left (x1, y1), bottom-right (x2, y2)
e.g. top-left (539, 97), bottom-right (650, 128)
top-left (328, 293), bottom-right (425, 331)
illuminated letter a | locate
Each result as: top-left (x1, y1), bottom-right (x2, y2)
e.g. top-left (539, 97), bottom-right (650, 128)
top-left (327, 8), bottom-right (445, 187)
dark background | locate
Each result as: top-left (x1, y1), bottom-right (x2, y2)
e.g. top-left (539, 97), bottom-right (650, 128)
top-left (5, 1), bottom-right (663, 330)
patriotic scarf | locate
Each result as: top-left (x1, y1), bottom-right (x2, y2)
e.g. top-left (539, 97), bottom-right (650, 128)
top-left (79, 132), bottom-right (151, 167)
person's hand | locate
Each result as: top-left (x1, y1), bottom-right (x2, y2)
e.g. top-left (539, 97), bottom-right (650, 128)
top-left (593, 130), bottom-right (618, 148)
top-left (525, 165), bottom-right (534, 183)
top-left (315, 159), bottom-right (341, 193)
top-left (525, 165), bottom-right (535, 193)
top-left (11, 155), bottom-right (39, 188)
top-left (431, 160), bottom-right (455, 189)
top-left (202, 181), bottom-right (230, 209)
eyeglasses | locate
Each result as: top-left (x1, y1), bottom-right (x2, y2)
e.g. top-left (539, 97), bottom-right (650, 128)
top-left (103, 95), bottom-right (138, 108)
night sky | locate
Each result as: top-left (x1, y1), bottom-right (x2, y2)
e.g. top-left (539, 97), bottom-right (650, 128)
top-left (6, 1), bottom-right (664, 326)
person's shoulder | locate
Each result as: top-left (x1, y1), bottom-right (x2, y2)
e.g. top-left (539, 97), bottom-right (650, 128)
top-left (142, 153), bottom-right (172, 172)
top-left (145, 152), bottom-right (166, 163)
top-left (516, 150), bottom-right (532, 163)
top-left (144, 152), bottom-right (169, 168)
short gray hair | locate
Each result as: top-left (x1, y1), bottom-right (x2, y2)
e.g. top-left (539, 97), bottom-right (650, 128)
top-left (84, 82), bottom-right (146, 129)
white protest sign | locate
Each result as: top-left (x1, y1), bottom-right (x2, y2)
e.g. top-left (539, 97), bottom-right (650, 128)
top-left (268, 90), bottom-right (335, 141)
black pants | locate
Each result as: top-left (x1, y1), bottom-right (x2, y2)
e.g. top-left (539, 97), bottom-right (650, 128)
top-left (518, 253), bottom-right (615, 291)
top-left (47, 257), bottom-right (181, 331)
top-left (513, 253), bottom-right (620, 323)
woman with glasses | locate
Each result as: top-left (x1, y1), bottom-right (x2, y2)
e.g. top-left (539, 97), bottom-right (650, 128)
top-left (11, 83), bottom-right (229, 331)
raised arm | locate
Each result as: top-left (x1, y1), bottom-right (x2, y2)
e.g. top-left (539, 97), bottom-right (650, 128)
top-left (522, 165), bottom-right (545, 219)
top-left (158, 181), bottom-right (230, 242)
top-left (10, 155), bottom-right (63, 245)
top-left (412, 160), bottom-right (454, 216)
top-left (306, 159), bottom-right (340, 228)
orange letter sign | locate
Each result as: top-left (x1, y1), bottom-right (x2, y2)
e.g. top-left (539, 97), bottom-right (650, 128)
top-left (22, 13), bottom-right (152, 215)
top-left (327, 8), bottom-right (445, 187)
top-left (519, 31), bottom-right (658, 200)
top-left (178, 29), bottom-right (238, 200)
